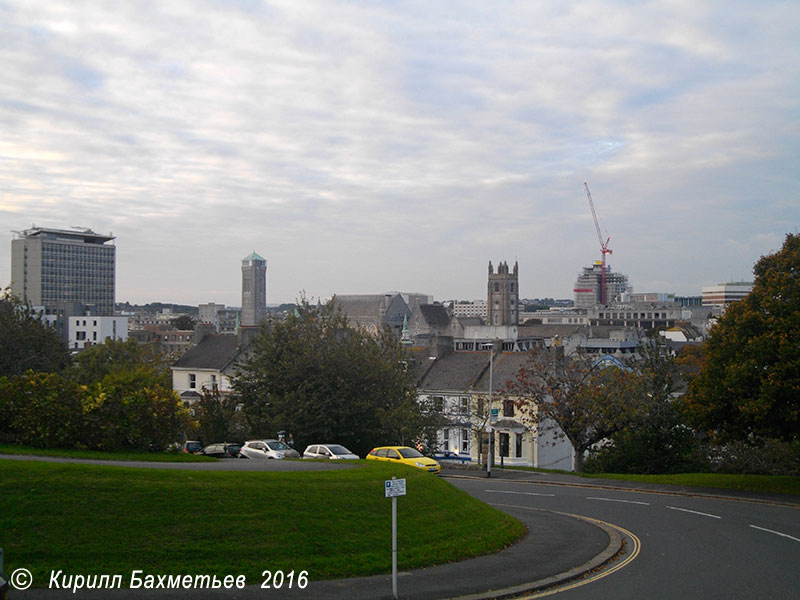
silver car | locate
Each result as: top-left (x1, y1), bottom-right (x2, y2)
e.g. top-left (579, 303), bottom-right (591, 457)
top-left (239, 439), bottom-right (301, 459)
top-left (303, 444), bottom-right (360, 460)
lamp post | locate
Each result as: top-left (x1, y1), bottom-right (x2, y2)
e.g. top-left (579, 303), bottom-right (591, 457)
top-left (484, 343), bottom-right (494, 478)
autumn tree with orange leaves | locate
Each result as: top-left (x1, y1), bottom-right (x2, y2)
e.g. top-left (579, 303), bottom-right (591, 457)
top-left (505, 348), bottom-right (650, 472)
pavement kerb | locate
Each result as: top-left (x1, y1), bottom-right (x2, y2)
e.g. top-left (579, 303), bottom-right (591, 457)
top-left (443, 508), bottom-right (625, 600)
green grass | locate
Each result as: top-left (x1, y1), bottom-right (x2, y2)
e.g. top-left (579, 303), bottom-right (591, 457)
top-left (0, 460), bottom-right (525, 587)
top-left (506, 466), bottom-right (800, 496)
top-left (0, 444), bottom-right (216, 462)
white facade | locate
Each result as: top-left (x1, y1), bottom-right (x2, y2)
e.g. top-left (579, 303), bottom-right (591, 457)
top-left (452, 300), bottom-right (487, 318)
top-left (172, 368), bottom-right (233, 397)
top-left (419, 392), bottom-right (574, 470)
top-left (702, 282), bottom-right (753, 306)
top-left (520, 309), bottom-right (589, 325)
top-left (68, 316), bottom-right (128, 350)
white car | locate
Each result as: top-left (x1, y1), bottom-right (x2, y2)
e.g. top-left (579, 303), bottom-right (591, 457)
top-left (239, 439), bottom-right (300, 460)
top-left (302, 444), bottom-right (360, 460)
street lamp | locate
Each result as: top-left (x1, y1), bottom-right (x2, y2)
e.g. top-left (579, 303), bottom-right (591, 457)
top-left (483, 342), bottom-right (494, 478)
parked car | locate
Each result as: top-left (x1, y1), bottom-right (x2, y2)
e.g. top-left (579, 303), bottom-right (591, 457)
top-left (303, 444), bottom-right (360, 460)
top-left (366, 446), bottom-right (441, 473)
top-left (182, 440), bottom-right (203, 454)
top-left (239, 439), bottom-right (301, 460)
top-left (201, 443), bottom-right (242, 458)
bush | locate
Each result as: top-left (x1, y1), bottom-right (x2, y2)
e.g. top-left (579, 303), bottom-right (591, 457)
top-left (0, 370), bottom-right (192, 452)
top-left (706, 439), bottom-right (800, 476)
top-left (0, 373), bottom-right (89, 448)
top-left (584, 401), bottom-right (709, 474)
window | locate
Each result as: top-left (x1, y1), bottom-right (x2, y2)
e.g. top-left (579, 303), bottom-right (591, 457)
top-left (210, 374), bottom-right (218, 390)
top-left (189, 374), bottom-right (196, 389)
top-left (76, 331), bottom-right (86, 340)
top-left (493, 283), bottom-right (499, 292)
top-left (503, 399), bottom-right (515, 418)
top-left (431, 396), bottom-right (444, 413)
top-left (461, 429), bottom-right (470, 453)
top-left (459, 397), bottom-right (469, 415)
top-left (515, 433), bottom-right (523, 458)
top-left (443, 428), bottom-right (449, 443)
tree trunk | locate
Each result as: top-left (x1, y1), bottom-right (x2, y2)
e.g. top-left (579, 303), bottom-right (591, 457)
top-left (573, 447), bottom-right (585, 472)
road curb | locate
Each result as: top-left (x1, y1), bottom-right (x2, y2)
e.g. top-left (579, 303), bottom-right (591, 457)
top-left (444, 508), bottom-right (625, 600)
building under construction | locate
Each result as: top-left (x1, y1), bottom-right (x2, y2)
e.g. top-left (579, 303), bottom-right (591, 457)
top-left (573, 262), bottom-right (632, 308)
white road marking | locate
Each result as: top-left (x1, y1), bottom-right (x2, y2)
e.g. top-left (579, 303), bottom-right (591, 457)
top-left (749, 525), bottom-right (800, 542)
top-left (587, 496), bottom-right (650, 505)
top-left (667, 506), bottom-right (721, 519)
top-left (485, 489), bottom-right (556, 497)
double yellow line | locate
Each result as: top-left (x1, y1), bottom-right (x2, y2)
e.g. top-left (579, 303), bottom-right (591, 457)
top-left (523, 514), bottom-right (641, 598)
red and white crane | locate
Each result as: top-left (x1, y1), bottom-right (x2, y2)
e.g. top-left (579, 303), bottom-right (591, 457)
top-left (584, 181), bottom-right (613, 305)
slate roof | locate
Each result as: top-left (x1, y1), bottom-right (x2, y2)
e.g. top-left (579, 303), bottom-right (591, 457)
top-left (417, 352), bottom-right (490, 391)
top-left (419, 304), bottom-right (450, 327)
top-left (417, 351), bottom-right (535, 394)
top-left (171, 334), bottom-right (246, 371)
top-left (332, 294), bottom-right (390, 317)
top-left (473, 352), bottom-right (531, 392)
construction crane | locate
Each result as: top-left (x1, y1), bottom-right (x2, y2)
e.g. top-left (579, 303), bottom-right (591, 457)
top-left (584, 181), bottom-right (613, 305)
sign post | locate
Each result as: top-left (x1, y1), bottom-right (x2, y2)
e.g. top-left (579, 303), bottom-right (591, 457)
top-left (385, 477), bottom-right (406, 600)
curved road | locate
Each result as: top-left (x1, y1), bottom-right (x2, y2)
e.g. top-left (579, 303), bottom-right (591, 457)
top-left (448, 474), bottom-right (800, 599)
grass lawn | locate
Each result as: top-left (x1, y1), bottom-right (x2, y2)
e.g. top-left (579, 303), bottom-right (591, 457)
top-left (0, 444), bottom-right (216, 462)
top-left (506, 466), bottom-right (800, 496)
top-left (0, 459), bottom-right (525, 588)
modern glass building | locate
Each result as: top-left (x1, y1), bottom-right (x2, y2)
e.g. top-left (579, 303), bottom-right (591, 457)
top-left (11, 227), bottom-right (116, 315)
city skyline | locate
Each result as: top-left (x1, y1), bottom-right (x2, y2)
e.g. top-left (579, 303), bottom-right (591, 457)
top-left (1, 1), bottom-right (797, 306)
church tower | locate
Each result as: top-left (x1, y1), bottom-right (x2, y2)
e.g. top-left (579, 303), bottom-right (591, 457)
top-left (487, 260), bottom-right (519, 326)
top-left (241, 251), bottom-right (267, 326)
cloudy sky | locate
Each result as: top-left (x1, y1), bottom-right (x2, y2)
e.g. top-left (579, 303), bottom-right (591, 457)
top-left (1, 1), bottom-right (797, 307)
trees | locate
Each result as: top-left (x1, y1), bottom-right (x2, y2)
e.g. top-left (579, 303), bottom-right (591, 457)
top-left (684, 233), bottom-right (800, 443)
top-left (232, 300), bottom-right (423, 457)
top-left (71, 337), bottom-right (171, 388)
top-left (0, 289), bottom-right (71, 377)
top-left (170, 314), bottom-right (196, 331)
top-left (506, 348), bottom-right (650, 472)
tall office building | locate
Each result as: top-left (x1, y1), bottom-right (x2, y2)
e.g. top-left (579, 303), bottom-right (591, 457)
top-left (241, 251), bottom-right (267, 326)
top-left (487, 260), bottom-right (519, 326)
top-left (11, 226), bottom-right (116, 315)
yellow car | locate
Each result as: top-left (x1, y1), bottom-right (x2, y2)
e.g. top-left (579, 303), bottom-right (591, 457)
top-left (366, 446), bottom-right (441, 474)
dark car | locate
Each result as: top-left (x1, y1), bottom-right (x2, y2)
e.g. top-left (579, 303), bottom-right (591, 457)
top-left (201, 443), bottom-right (242, 458)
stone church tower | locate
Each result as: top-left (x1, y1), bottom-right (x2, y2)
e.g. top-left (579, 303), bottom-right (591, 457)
top-left (241, 251), bottom-right (267, 326)
top-left (487, 260), bottom-right (519, 326)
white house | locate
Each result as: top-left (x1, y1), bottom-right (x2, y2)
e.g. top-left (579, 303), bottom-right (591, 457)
top-left (68, 315), bottom-right (128, 351)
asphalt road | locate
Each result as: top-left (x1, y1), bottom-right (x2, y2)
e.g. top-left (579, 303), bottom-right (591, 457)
top-left (448, 475), bottom-right (800, 599)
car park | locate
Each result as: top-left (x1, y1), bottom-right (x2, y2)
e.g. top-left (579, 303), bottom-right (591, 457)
top-left (302, 444), bottom-right (360, 460)
top-left (366, 446), bottom-right (441, 473)
top-left (201, 443), bottom-right (242, 458)
top-left (239, 439), bottom-right (301, 460)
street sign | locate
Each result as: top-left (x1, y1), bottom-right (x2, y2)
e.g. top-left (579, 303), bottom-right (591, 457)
top-left (385, 478), bottom-right (407, 498)
top-left (490, 407), bottom-right (499, 423)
